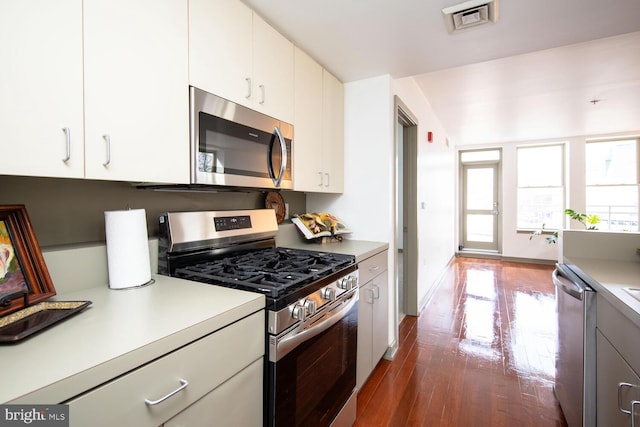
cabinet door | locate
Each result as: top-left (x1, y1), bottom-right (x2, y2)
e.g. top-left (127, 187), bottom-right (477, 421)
top-left (597, 330), bottom-right (640, 426)
top-left (0, 0), bottom-right (84, 178)
top-left (371, 272), bottom-right (389, 364)
top-left (252, 14), bottom-right (294, 123)
top-left (188, 0), bottom-right (253, 107)
top-left (83, 0), bottom-right (189, 183)
top-left (321, 70), bottom-right (345, 193)
top-left (357, 284), bottom-right (374, 391)
top-left (293, 47), bottom-right (324, 192)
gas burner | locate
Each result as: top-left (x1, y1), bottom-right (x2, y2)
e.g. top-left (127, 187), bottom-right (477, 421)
top-left (173, 247), bottom-right (355, 303)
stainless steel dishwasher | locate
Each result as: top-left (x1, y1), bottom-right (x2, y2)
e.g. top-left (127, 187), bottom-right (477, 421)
top-left (553, 263), bottom-right (596, 427)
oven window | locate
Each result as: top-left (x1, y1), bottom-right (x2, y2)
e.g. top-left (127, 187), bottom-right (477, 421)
top-left (270, 304), bottom-right (357, 427)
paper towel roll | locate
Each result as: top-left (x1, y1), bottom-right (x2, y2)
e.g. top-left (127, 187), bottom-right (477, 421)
top-left (105, 209), bottom-right (152, 289)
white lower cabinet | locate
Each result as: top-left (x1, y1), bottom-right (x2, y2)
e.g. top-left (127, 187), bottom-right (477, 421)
top-left (164, 358), bottom-right (262, 427)
top-left (596, 330), bottom-right (640, 426)
top-left (596, 294), bottom-right (640, 427)
top-left (357, 250), bottom-right (389, 390)
top-left (66, 311), bottom-right (263, 427)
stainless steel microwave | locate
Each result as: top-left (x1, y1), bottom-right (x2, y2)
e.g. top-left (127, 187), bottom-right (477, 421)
top-left (190, 86), bottom-right (293, 189)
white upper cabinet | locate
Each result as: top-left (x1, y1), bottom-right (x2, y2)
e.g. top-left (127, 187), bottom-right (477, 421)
top-left (252, 14), bottom-right (294, 123)
top-left (322, 70), bottom-right (345, 193)
top-left (0, 0), bottom-right (84, 179)
top-left (84, 0), bottom-right (190, 183)
top-left (293, 48), bottom-right (344, 193)
top-left (188, 0), bottom-right (253, 109)
top-left (293, 47), bottom-right (323, 191)
top-left (188, 0), bottom-right (294, 123)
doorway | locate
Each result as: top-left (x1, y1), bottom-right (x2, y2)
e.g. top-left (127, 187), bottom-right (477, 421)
top-left (459, 149), bottom-right (501, 252)
top-left (395, 97), bottom-right (418, 320)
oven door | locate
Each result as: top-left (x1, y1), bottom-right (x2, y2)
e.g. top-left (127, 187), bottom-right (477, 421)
top-left (267, 290), bottom-right (358, 427)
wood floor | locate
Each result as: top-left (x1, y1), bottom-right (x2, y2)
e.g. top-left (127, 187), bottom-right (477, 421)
top-left (354, 257), bottom-right (568, 427)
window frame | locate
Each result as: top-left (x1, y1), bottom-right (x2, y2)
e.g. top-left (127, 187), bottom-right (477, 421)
top-left (516, 143), bottom-right (566, 231)
top-left (585, 137), bottom-right (640, 231)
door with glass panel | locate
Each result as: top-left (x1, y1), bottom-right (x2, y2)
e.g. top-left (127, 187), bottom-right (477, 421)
top-left (461, 151), bottom-right (501, 252)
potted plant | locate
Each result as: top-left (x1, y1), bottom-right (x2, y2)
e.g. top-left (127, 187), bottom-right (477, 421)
top-left (529, 209), bottom-right (600, 244)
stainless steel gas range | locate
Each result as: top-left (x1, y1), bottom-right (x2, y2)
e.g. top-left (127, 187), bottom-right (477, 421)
top-left (158, 209), bottom-right (359, 427)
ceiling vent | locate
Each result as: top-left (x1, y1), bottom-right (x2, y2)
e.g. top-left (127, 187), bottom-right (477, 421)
top-left (442, 0), bottom-right (499, 34)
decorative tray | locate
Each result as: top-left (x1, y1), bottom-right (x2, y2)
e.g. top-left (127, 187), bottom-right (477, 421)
top-left (0, 300), bottom-right (92, 343)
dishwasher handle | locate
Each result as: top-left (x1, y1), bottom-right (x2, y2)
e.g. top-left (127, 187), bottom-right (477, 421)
top-left (552, 268), bottom-right (585, 300)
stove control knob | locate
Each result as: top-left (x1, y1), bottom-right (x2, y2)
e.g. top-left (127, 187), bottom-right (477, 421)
top-left (304, 299), bottom-right (317, 316)
top-left (292, 304), bottom-right (306, 321)
top-left (348, 275), bottom-right (358, 289)
top-left (337, 278), bottom-right (349, 290)
top-left (322, 287), bottom-right (336, 301)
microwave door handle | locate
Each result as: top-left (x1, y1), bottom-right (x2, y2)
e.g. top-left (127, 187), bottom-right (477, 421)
top-left (267, 126), bottom-right (286, 187)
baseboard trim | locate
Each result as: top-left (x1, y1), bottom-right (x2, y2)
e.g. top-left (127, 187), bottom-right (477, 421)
top-left (456, 252), bottom-right (556, 265)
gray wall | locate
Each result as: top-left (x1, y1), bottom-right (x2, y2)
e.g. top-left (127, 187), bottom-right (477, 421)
top-left (1, 176), bottom-right (306, 247)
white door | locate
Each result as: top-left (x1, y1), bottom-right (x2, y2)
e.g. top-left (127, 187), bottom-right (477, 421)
top-left (461, 156), bottom-right (501, 252)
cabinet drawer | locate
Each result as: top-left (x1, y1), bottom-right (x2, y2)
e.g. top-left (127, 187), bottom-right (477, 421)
top-left (67, 311), bottom-right (264, 427)
top-left (597, 295), bottom-right (640, 375)
top-left (165, 358), bottom-right (263, 426)
top-left (358, 250), bottom-right (388, 285)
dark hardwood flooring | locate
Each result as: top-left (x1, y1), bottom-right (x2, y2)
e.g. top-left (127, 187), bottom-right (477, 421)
top-left (355, 257), bottom-right (568, 427)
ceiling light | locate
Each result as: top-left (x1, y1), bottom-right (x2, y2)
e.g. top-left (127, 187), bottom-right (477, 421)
top-left (442, 0), bottom-right (499, 34)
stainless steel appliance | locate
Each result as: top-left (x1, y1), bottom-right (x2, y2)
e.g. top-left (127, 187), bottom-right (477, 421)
top-left (190, 87), bottom-right (293, 190)
top-left (553, 263), bottom-right (596, 427)
top-left (158, 209), bottom-right (358, 427)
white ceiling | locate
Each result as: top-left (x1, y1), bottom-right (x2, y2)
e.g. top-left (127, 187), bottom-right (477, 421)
top-left (242, 0), bottom-right (640, 145)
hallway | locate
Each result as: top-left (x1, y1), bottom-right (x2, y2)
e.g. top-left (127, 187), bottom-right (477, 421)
top-left (355, 257), bottom-right (567, 426)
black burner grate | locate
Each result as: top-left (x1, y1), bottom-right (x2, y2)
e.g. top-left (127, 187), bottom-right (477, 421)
top-left (174, 247), bottom-right (354, 299)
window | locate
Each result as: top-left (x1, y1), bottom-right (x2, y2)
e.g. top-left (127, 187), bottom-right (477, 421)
top-left (517, 144), bottom-right (564, 230)
top-left (586, 139), bottom-right (639, 231)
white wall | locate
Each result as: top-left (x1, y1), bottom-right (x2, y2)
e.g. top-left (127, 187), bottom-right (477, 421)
top-left (307, 74), bottom-right (396, 348)
top-left (308, 74), bottom-right (456, 351)
top-left (393, 77), bottom-right (456, 310)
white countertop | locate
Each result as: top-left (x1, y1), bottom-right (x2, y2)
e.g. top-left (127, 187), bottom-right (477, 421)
top-left (1, 274), bottom-right (264, 404)
top-left (561, 229), bottom-right (640, 328)
top-left (276, 223), bottom-right (389, 262)
top-left (566, 257), bottom-right (640, 328)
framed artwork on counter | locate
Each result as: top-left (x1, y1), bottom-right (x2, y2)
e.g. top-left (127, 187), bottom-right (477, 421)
top-left (0, 204), bottom-right (56, 318)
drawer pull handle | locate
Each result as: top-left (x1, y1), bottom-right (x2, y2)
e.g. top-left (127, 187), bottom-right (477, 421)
top-left (144, 378), bottom-right (189, 406)
top-left (632, 400), bottom-right (640, 427)
top-left (369, 266), bottom-right (380, 272)
top-left (618, 382), bottom-right (638, 414)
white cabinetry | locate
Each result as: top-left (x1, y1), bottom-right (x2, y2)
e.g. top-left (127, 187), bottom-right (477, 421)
top-left (293, 47), bottom-right (344, 193)
top-left (0, 0), bottom-right (84, 179)
top-left (596, 295), bottom-right (640, 427)
top-left (189, 0), bottom-right (294, 123)
top-left (67, 311), bottom-right (263, 427)
top-left (357, 250), bottom-right (389, 390)
top-left (0, 0), bottom-right (189, 184)
top-left (83, 0), bottom-right (189, 183)
top-left (596, 330), bottom-right (640, 426)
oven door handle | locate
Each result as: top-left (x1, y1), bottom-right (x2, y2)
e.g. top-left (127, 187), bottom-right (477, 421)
top-left (272, 290), bottom-right (358, 362)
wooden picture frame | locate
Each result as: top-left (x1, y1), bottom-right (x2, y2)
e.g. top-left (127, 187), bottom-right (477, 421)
top-left (0, 205), bottom-right (56, 318)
